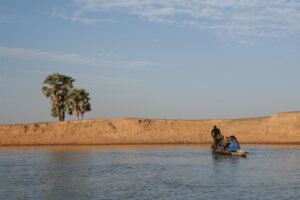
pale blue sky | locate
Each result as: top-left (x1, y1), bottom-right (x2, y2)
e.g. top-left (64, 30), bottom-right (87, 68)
top-left (0, 0), bottom-right (300, 124)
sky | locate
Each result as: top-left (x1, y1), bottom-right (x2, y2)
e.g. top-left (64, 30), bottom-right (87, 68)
top-left (0, 0), bottom-right (300, 124)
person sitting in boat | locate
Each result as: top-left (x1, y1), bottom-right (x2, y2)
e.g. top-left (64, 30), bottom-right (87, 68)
top-left (211, 125), bottom-right (222, 149)
top-left (232, 136), bottom-right (240, 149)
top-left (226, 136), bottom-right (240, 152)
top-left (217, 136), bottom-right (230, 151)
top-left (225, 137), bottom-right (230, 148)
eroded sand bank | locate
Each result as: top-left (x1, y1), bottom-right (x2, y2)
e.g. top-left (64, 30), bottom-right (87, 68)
top-left (0, 112), bottom-right (299, 145)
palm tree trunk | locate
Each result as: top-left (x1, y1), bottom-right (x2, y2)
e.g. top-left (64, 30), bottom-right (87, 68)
top-left (58, 103), bottom-right (65, 121)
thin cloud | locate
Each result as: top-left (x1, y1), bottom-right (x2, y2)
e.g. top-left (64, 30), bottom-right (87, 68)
top-left (0, 47), bottom-right (157, 69)
top-left (52, 10), bottom-right (97, 25)
top-left (62, 0), bottom-right (300, 41)
top-left (238, 40), bottom-right (256, 46)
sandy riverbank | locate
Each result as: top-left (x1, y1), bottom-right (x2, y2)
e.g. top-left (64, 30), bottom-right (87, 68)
top-left (0, 112), bottom-right (299, 145)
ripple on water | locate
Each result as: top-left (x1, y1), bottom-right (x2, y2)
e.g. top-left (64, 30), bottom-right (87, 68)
top-left (0, 145), bottom-right (299, 200)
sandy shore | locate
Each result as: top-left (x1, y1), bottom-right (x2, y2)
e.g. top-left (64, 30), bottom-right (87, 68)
top-left (0, 112), bottom-right (299, 145)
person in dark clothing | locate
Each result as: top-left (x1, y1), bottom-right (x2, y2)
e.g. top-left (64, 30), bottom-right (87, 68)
top-left (225, 137), bottom-right (230, 148)
top-left (211, 125), bottom-right (222, 149)
top-left (211, 125), bottom-right (221, 138)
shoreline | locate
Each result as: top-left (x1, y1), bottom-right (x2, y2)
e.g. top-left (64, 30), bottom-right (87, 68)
top-left (1, 142), bottom-right (300, 147)
top-left (0, 112), bottom-right (299, 146)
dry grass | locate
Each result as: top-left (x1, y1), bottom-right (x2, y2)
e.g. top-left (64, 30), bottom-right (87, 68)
top-left (0, 112), bottom-right (299, 145)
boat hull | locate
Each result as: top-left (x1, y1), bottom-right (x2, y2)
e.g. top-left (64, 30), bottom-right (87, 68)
top-left (212, 149), bottom-right (248, 156)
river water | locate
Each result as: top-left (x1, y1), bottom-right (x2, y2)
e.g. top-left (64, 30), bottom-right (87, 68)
top-left (0, 145), bottom-right (299, 200)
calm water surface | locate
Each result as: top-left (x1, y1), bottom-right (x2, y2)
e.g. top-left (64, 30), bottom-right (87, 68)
top-left (0, 145), bottom-right (299, 200)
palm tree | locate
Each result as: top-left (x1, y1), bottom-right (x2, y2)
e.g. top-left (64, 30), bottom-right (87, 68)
top-left (67, 88), bottom-right (91, 119)
top-left (42, 73), bottom-right (74, 121)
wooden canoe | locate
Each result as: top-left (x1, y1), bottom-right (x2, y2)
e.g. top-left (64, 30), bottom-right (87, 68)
top-left (212, 149), bottom-right (248, 156)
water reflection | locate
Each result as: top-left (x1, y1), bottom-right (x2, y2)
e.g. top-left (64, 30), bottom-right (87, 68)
top-left (45, 152), bottom-right (91, 200)
top-left (0, 144), bottom-right (210, 152)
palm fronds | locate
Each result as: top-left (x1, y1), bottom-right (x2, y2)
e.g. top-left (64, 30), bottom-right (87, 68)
top-left (42, 73), bottom-right (91, 121)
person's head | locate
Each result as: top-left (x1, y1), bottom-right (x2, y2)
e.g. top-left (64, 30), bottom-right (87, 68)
top-left (213, 125), bottom-right (217, 129)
